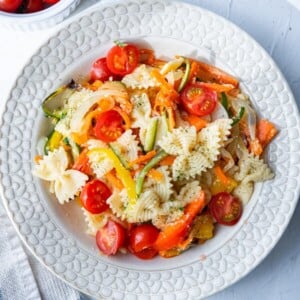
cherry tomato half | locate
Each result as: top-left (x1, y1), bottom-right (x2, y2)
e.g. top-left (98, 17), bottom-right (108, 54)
top-left (106, 44), bottom-right (139, 76)
top-left (0, 0), bottom-right (22, 12)
top-left (80, 179), bottom-right (111, 214)
top-left (43, 0), bottom-right (59, 4)
top-left (129, 224), bottom-right (159, 259)
top-left (180, 82), bottom-right (217, 117)
top-left (96, 220), bottom-right (125, 255)
top-left (25, 0), bottom-right (43, 13)
top-left (90, 57), bottom-right (114, 82)
top-left (94, 110), bottom-right (124, 143)
top-left (209, 192), bottom-right (242, 226)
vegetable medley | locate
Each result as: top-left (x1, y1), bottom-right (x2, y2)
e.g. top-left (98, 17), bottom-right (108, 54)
top-left (33, 42), bottom-right (277, 259)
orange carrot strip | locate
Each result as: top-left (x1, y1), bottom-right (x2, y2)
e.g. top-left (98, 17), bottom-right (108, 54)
top-left (167, 107), bottom-right (176, 130)
top-left (159, 155), bottom-right (176, 166)
top-left (257, 119), bottom-right (278, 148)
top-left (214, 166), bottom-right (229, 185)
top-left (249, 138), bottom-right (263, 156)
top-left (200, 82), bottom-right (235, 93)
top-left (34, 155), bottom-right (43, 163)
top-left (187, 61), bottom-right (200, 83)
top-left (147, 169), bottom-right (164, 181)
top-left (194, 60), bottom-right (239, 87)
top-left (154, 191), bottom-right (206, 252)
top-left (185, 114), bottom-right (208, 131)
top-left (151, 69), bottom-right (172, 89)
top-left (105, 171), bottom-right (124, 190)
top-left (129, 150), bottom-right (157, 167)
top-left (113, 106), bottom-right (131, 130)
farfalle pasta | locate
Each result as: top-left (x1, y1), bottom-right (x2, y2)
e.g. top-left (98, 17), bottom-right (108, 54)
top-left (33, 42), bottom-right (277, 259)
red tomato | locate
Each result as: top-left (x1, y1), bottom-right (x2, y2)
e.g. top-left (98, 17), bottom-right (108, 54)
top-left (180, 82), bottom-right (217, 116)
top-left (72, 150), bottom-right (93, 176)
top-left (25, 0), bottom-right (43, 13)
top-left (106, 44), bottom-right (139, 76)
top-left (0, 0), bottom-right (22, 12)
top-left (80, 179), bottom-right (111, 214)
top-left (43, 0), bottom-right (59, 4)
top-left (96, 220), bottom-right (125, 255)
top-left (94, 110), bottom-right (124, 142)
top-left (90, 57), bottom-right (114, 82)
top-left (129, 224), bottom-right (159, 259)
top-left (209, 192), bottom-right (242, 226)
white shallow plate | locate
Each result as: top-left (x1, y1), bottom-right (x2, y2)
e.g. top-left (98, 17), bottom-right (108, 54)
top-left (1, 0), bottom-right (300, 298)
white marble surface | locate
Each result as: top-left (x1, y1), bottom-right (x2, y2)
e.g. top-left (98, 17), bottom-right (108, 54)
top-left (0, 0), bottom-right (299, 299)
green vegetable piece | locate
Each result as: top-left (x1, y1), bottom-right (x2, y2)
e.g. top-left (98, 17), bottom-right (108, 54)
top-left (144, 118), bottom-right (159, 152)
top-left (178, 58), bottom-right (191, 92)
top-left (135, 150), bottom-right (168, 196)
top-left (42, 87), bottom-right (74, 120)
top-left (108, 143), bottom-right (130, 169)
top-left (232, 107), bottom-right (245, 126)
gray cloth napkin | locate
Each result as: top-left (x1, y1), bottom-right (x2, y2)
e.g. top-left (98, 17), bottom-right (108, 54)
top-left (0, 201), bottom-right (83, 300)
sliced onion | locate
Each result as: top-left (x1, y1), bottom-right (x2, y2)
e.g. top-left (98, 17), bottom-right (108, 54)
top-left (211, 101), bottom-right (229, 121)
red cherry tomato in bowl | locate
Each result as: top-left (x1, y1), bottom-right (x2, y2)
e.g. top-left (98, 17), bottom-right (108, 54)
top-left (80, 179), bottom-right (111, 214)
top-left (96, 220), bottom-right (125, 255)
top-left (106, 44), bottom-right (139, 76)
top-left (90, 57), bottom-right (114, 82)
top-left (25, 0), bottom-right (43, 13)
top-left (209, 192), bottom-right (242, 226)
top-left (94, 110), bottom-right (125, 143)
top-left (0, 0), bottom-right (22, 12)
top-left (129, 224), bottom-right (159, 259)
top-left (180, 82), bottom-right (217, 116)
top-left (43, 0), bottom-right (59, 4)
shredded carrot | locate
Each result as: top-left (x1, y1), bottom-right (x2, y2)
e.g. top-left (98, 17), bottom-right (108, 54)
top-left (129, 150), bottom-right (157, 167)
top-left (151, 69), bottom-right (171, 89)
top-left (82, 80), bottom-right (103, 91)
top-left (257, 119), bottom-right (278, 148)
top-left (159, 155), bottom-right (176, 166)
top-left (194, 60), bottom-right (239, 87)
top-left (214, 166), bottom-right (229, 184)
top-left (34, 155), bottom-right (43, 163)
top-left (105, 171), bottom-right (124, 190)
top-left (167, 107), bottom-right (176, 130)
top-left (184, 114), bottom-right (208, 131)
top-left (200, 82), bottom-right (235, 93)
top-left (147, 168), bottom-right (164, 181)
top-left (113, 106), bottom-right (132, 130)
top-left (249, 138), bottom-right (263, 156)
top-left (187, 61), bottom-right (200, 83)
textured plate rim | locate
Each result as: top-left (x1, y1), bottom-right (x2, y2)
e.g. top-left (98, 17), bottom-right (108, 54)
top-left (0, 0), bottom-right (300, 298)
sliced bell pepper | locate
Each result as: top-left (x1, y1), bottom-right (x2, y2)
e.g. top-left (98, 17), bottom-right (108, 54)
top-left (154, 191), bottom-right (206, 252)
top-left (88, 148), bottom-right (137, 204)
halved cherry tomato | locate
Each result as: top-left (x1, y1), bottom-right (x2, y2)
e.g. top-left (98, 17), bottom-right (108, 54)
top-left (80, 179), bottom-right (111, 214)
top-left (94, 110), bottom-right (125, 142)
top-left (96, 220), bottom-right (125, 255)
top-left (72, 149), bottom-right (93, 176)
top-left (209, 192), bottom-right (242, 226)
top-left (25, 0), bottom-right (43, 13)
top-left (106, 44), bottom-right (139, 76)
top-left (0, 0), bottom-right (22, 12)
top-left (129, 224), bottom-right (159, 259)
top-left (180, 82), bottom-right (217, 117)
top-left (90, 57), bottom-right (113, 82)
top-left (43, 0), bottom-right (59, 4)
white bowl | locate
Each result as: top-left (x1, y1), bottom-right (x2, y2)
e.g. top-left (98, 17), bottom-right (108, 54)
top-left (0, 0), bottom-right (81, 31)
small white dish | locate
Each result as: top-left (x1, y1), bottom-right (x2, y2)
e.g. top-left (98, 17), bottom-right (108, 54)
top-left (0, 0), bottom-right (81, 31)
top-left (0, 0), bottom-right (299, 299)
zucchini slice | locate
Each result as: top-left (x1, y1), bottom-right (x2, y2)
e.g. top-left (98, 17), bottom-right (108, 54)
top-left (42, 87), bottom-right (75, 120)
